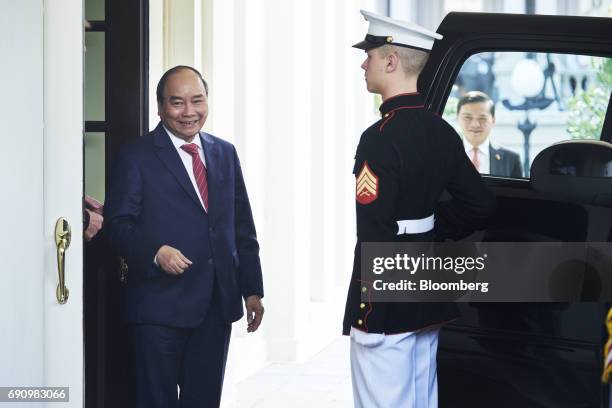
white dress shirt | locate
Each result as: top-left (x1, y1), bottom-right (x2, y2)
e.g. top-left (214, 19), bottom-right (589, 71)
top-left (463, 137), bottom-right (490, 175)
top-left (163, 125), bottom-right (208, 211)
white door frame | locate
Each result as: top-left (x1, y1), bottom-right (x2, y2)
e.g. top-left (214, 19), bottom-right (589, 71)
top-left (0, 0), bottom-right (84, 406)
top-left (43, 0), bottom-right (84, 405)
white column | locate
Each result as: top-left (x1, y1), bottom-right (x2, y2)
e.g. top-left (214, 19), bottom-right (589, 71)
top-left (322, 0), bottom-right (340, 291)
top-left (484, 0), bottom-right (505, 12)
top-left (201, 0), bottom-right (214, 84)
top-left (153, 0), bottom-right (203, 129)
top-left (415, 0), bottom-right (445, 29)
top-left (209, 2), bottom-right (267, 405)
top-left (164, 0), bottom-right (200, 69)
top-left (261, 0), bottom-right (301, 361)
top-left (291, 0), bottom-right (313, 310)
top-left (240, 0), bottom-right (266, 235)
top-left (536, 0), bottom-right (558, 14)
top-left (390, 0), bottom-right (418, 20)
top-left (308, 0), bottom-right (327, 302)
top-left (503, 0), bottom-right (525, 13)
top-left (208, 0), bottom-right (235, 142)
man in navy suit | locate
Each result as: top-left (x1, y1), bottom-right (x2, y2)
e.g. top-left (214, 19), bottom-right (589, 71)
top-left (104, 66), bottom-right (264, 408)
top-left (457, 91), bottom-right (523, 178)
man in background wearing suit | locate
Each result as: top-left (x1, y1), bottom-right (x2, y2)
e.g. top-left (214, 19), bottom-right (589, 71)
top-left (457, 91), bottom-right (523, 178)
top-left (104, 66), bottom-right (264, 408)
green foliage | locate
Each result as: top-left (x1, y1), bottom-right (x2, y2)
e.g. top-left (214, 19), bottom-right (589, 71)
top-left (596, 57), bottom-right (612, 86)
top-left (566, 57), bottom-right (612, 140)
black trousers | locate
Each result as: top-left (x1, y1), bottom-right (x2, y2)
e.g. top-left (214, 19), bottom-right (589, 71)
top-left (130, 285), bottom-right (231, 408)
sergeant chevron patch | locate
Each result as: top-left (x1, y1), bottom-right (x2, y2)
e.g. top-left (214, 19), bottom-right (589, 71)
top-left (356, 161), bottom-right (378, 205)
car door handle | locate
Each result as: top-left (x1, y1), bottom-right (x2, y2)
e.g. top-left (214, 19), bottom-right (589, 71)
top-left (54, 218), bottom-right (71, 304)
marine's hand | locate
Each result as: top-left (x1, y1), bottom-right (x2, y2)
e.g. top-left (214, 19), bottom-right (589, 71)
top-left (84, 209), bottom-right (103, 241)
top-left (156, 245), bottom-right (192, 275)
top-left (245, 295), bottom-right (264, 333)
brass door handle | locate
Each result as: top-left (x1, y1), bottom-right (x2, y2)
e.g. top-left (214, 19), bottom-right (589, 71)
top-left (54, 218), bottom-right (71, 304)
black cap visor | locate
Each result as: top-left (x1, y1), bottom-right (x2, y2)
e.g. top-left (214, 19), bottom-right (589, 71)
top-left (352, 34), bottom-right (389, 51)
top-left (352, 34), bottom-right (431, 52)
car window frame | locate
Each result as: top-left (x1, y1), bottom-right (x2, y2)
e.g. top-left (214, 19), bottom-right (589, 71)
top-left (421, 36), bottom-right (612, 185)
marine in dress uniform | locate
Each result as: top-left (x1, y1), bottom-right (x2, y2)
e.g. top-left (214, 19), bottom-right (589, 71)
top-left (344, 10), bottom-right (496, 408)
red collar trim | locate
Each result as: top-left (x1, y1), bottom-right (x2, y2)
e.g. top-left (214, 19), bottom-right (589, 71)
top-left (380, 92), bottom-right (424, 115)
top-left (382, 92), bottom-right (420, 103)
top-left (387, 105), bottom-right (425, 113)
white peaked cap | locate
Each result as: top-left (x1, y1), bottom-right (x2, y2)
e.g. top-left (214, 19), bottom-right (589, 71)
top-left (353, 10), bottom-right (443, 51)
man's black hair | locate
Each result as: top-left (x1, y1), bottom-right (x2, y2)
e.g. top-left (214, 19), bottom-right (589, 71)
top-left (457, 91), bottom-right (495, 117)
top-left (156, 65), bottom-right (209, 103)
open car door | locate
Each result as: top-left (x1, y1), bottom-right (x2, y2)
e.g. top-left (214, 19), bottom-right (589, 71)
top-left (419, 12), bottom-right (612, 408)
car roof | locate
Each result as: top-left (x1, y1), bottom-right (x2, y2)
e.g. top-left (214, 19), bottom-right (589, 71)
top-left (420, 12), bottom-right (612, 115)
top-left (437, 12), bottom-right (612, 41)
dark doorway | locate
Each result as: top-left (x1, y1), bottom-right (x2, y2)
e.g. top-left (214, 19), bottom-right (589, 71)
top-left (84, 0), bottom-right (148, 406)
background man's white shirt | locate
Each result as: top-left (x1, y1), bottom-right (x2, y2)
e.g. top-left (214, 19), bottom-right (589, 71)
top-left (463, 137), bottom-right (490, 174)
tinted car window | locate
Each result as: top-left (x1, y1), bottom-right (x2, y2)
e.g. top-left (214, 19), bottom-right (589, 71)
top-left (442, 51), bottom-right (612, 178)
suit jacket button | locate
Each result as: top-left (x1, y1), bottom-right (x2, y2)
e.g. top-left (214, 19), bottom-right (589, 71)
top-left (357, 319), bottom-right (363, 326)
top-left (208, 258), bottom-right (214, 265)
top-left (361, 286), bottom-right (367, 293)
top-left (359, 303), bottom-right (366, 309)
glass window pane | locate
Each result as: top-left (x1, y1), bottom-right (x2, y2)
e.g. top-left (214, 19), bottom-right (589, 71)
top-left (84, 132), bottom-right (106, 203)
top-left (85, 0), bottom-right (105, 21)
top-left (85, 32), bottom-right (105, 122)
top-left (443, 51), bottom-right (612, 178)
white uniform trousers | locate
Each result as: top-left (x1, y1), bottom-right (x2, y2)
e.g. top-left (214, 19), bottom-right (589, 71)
top-left (350, 327), bottom-right (440, 408)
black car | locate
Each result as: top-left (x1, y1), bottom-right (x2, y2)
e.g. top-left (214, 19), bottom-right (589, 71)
top-left (418, 12), bottom-right (612, 408)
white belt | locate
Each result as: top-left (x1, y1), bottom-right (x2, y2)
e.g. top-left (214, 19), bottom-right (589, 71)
top-left (396, 215), bottom-right (434, 235)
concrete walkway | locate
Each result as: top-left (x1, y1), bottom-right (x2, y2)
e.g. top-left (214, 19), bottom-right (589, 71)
top-left (235, 337), bottom-right (353, 407)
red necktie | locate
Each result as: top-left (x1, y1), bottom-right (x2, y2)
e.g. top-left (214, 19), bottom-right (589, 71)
top-left (471, 147), bottom-right (480, 172)
top-left (181, 143), bottom-right (209, 211)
